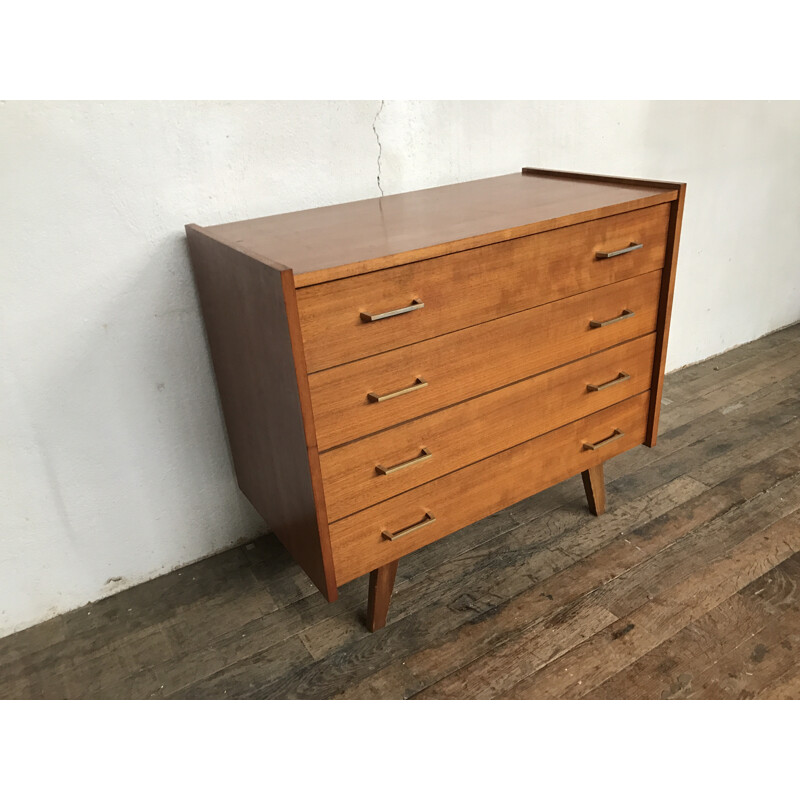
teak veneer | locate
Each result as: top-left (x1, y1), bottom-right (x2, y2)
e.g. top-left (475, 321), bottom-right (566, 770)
top-left (186, 168), bottom-right (685, 631)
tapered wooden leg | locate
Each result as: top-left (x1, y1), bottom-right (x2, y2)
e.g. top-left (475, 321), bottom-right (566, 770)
top-left (367, 560), bottom-right (399, 632)
top-left (581, 462), bottom-right (606, 516)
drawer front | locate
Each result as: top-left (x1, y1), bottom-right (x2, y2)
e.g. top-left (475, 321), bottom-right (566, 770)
top-left (330, 392), bottom-right (650, 584)
top-left (310, 269), bottom-right (662, 450)
top-left (297, 203), bottom-right (670, 372)
top-left (321, 334), bottom-right (656, 521)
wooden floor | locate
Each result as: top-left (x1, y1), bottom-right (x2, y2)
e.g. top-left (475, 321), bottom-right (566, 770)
top-left (3, 324), bottom-right (800, 700)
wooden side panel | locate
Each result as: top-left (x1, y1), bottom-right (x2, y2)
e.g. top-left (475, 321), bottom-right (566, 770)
top-left (646, 184), bottom-right (687, 446)
top-left (185, 225), bottom-right (337, 600)
top-left (521, 166), bottom-right (683, 193)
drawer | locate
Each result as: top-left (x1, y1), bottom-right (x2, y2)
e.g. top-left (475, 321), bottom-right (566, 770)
top-left (297, 203), bottom-right (670, 372)
top-left (310, 269), bottom-right (662, 450)
top-left (321, 334), bottom-right (656, 521)
top-left (329, 392), bottom-right (650, 584)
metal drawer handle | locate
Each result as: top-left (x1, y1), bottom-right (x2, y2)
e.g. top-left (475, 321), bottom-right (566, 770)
top-left (583, 429), bottom-right (625, 451)
top-left (367, 377), bottom-right (427, 403)
top-left (382, 511), bottom-right (436, 542)
top-left (595, 242), bottom-right (643, 259)
top-left (376, 447), bottom-right (432, 476)
top-left (587, 372), bottom-right (631, 392)
top-left (360, 299), bottom-right (424, 322)
top-left (589, 309), bottom-right (635, 328)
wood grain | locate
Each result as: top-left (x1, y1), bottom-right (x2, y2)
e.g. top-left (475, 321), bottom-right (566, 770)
top-left (310, 271), bottom-right (663, 450)
top-left (297, 203), bottom-right (670, 372)
top-left (186, 226), bottom-right (337, 600)
top-left (198, 171), bottom-right (677, 288)
top-left (321, 334), bottom-right (656, 521)
top-left (329, 393), bottom-right (651, 584)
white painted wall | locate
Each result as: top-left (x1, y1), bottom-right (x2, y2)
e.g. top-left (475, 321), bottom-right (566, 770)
top-left (2, 101), bottom-right (799, 637)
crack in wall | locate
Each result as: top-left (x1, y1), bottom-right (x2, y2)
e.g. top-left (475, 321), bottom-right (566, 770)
top-left (372, 100), bottom-right (385, 196)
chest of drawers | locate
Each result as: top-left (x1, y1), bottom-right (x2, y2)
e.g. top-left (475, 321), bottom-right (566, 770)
top-left (186, 168), bottom-right (685, 631)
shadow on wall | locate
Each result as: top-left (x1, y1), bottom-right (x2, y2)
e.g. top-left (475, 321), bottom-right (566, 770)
top-left (641, 100), bottom-right (800, 371)
top-left (24, 234), bottom-right (264, 601)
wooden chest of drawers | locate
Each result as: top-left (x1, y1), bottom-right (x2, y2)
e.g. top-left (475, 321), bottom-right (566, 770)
top-left (186, 168), bottom-right (685, 631)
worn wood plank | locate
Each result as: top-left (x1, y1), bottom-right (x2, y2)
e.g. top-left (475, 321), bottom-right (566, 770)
top-left (605, 381), bottom-right (800, 498)
top-left (405, 443), bottom-right (800, 699)
top-left (417, 477), bottom-right (800, 700)
top-left (11, 405), bottom-right (796, 699)
top-left (333, 662), bottom-right (426, 701)
top-left (298, 474), bottom-right (704, 666)
top-left (757, 662), bottom-right (800, 699)
top-left (299, 399), bottom-right (800, 670)
top-left (1, 324), bottom-right (799, 700)
top-left (600, 460), bottom-right (800, 617)
top-left (0, 475), bottom-right (572, 697)
top-left (739, 550), bottom-right (800, 615)
top-left (584, 594), bottom-right (772, 700)
top-left (664, 342), bottom-right (800, 410)
top-left (499, 507), bottom-right (800, 699)
top-left (407, 488), bottom-right (722, 691)
top-left (9, 480), bottom-right (569, 699)
top-left (681, 605), bottom-right (800, 699)
top-left (589, 551), bottom-right (800, 701)
top-left (168, 636), bottom-right (315, 700)
top-left (226, 477), bottom-right (704, 700)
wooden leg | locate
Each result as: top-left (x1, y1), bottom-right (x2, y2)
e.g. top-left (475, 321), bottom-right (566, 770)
top-left (367, 560), bottom-right (399, 632)
top-left (581, 462), bottom-right (606, 516)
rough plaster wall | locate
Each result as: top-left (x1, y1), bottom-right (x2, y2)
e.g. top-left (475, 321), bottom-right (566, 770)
top-left (1, 100), bottom-right (799, 637)
top-left (0, 101), bottom-right (380, 637)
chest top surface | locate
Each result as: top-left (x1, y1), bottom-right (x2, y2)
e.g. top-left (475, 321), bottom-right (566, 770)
top-left (198, 169), bottom-right (680, 286)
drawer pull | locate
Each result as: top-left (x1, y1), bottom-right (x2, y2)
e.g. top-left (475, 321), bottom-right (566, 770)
top-left (587, 372), bottom-right (631, 392)
top-left (595, 242), bottom-right (644, 259)
top-left (376, 447), bottom-right (432, 476)
top-left (589, 308), bottom-right (635, 328)
top-left (367, 377), bottom-right (427, 403)
top-left (382, 511), bottom-right (436, 542)
top-left (360, 299), bottom-right (424, 323)
top-left (583, 428), bottom-right (625, 451)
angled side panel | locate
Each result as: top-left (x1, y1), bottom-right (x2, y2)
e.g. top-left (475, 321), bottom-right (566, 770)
top-left (646, 183), bottom-right (687, 446)
top-left (186, 225), bottom-right (337, 600)
top-left (521, 166), bottom-right (683, 193)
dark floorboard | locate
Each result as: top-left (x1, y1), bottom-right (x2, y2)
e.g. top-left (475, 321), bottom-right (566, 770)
top-left (2, 323), bottom-right (799, 699)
